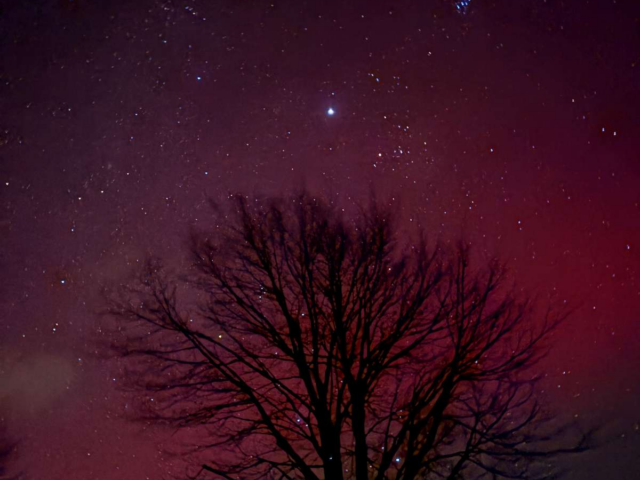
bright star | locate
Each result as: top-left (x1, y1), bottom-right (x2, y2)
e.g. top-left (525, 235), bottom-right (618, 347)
top-left (327, 107), bottom-right (335, 116)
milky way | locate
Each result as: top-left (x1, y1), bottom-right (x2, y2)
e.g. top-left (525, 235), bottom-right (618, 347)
top-left (1, 1), bottom-right (639, 478)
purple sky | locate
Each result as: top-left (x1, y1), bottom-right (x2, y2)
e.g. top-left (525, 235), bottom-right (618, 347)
top-left (1, 0), bottom-right (639, 478)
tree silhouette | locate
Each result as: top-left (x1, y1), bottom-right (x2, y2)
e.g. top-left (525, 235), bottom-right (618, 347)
top-left (0, 423), bottom-right (21, 480)
top-left (110, 193), bottom-right (589, 480)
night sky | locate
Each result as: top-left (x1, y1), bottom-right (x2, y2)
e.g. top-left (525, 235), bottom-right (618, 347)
top-left (1, 0), bottom-right (639, 478)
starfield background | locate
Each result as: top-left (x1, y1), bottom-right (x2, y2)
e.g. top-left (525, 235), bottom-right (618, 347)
top-left (0, 0), bottom-right (639, 479)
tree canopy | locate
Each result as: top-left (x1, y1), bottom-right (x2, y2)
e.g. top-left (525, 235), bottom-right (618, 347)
top-left (110, 193), bottom-right (588, 480)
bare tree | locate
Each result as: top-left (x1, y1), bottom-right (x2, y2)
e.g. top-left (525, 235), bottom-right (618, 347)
top-left (0, 422), bottom-right (21, 480)
top-left (110, 193), bottom-right (589, 480)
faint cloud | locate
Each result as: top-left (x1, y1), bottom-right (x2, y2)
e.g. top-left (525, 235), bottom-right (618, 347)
top-left (0, 349), bottom-right (75, 417)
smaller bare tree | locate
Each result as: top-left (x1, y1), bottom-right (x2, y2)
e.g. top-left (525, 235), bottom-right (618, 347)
top-left (109, 193), bottom-right (590, 480)
top-left (0, 422), bottom-right (22, 480)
